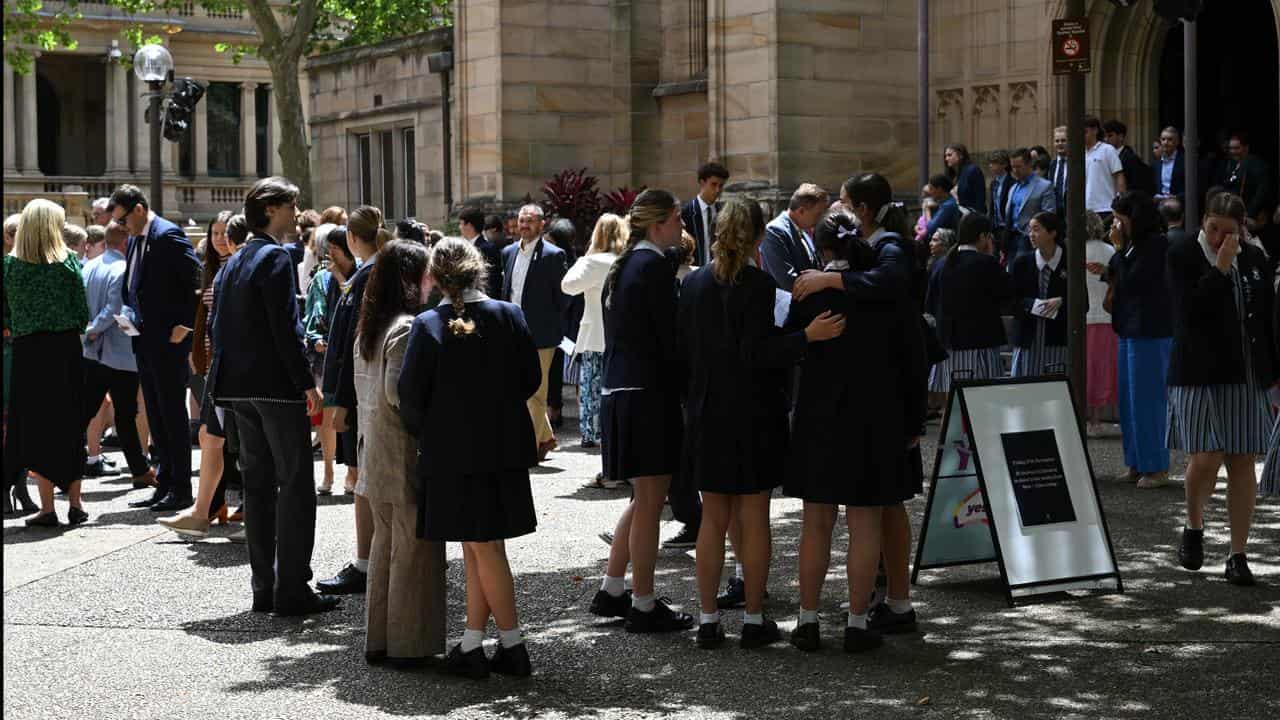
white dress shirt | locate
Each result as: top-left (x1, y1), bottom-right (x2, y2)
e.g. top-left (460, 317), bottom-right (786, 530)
top-left (510, 238), bottom-right (537, 306)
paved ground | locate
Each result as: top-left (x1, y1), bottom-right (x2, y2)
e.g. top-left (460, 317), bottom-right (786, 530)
top-left (4, 401), bottom-right (1279, 720)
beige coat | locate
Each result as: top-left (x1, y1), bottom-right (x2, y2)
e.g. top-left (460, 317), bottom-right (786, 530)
top-left (353, 313), bottom-right (417, 505)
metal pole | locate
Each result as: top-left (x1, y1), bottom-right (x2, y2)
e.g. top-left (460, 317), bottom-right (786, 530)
top-left (148, 82), bottom-right (164, 217)
top-left (441, 70), bottom-right (453, 218)
top-left (918, 0), bottom-right (929, 191)
top-left (1183, 18), bottom-right (1199, 235)
top-left (1065, 0), bottom-right (1087, 421)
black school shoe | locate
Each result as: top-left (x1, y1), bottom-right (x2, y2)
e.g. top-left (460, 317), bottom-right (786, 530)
top-left (440, 644), bottom-right (490, 680)
top-left (67, 506), bottom-right (89, 526)
top-left (1178, 527), bottom-right (1205, 571)
top-left (490, 642), bottom-right (532, 677)
top-left (867, 604), bottom-right (918, 634)
top-left (317, 563), bottom-right (367, 595)
top-left (82, 458), bottom-right (119, 478)
top-left (274, 594), bottom-right (340, 617)
top-left (625, 598), bottom-right (694, 633)
top-left (790, 622), bottom-right (821, 652)
top-left (1225, 553), bottom-right (1256, 586)
top-left (589, 589), bottom-right (633, 618)
top-left (661, 524), bottom-right (699, 549)
top-left (740, 618), bottom-right (782, 649)
top-left (843, 626), bottom-right (884, 653)
top-left (696, 621), bottom-right (725, 649)
top-left (717, 577), bottom-right (746, 609)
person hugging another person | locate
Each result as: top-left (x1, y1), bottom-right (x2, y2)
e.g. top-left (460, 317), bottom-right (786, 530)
top-left (398, 238), bottom-right (540, 679)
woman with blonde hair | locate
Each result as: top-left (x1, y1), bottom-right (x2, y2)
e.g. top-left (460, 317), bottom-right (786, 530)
top-left (399, 238), bottom-right (541, 678)
top-left (3, 212), bottom-right (39, 516)
top-left (3, 199), bottom-right (91, 526)
top-left (680, 198), bottom-right (844, 649)
top-left (562, 213), bottom-right (628, 469)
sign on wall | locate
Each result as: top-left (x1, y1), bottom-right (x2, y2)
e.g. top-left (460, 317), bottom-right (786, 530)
top-left (1053, 18), bottom-right (1092, 75)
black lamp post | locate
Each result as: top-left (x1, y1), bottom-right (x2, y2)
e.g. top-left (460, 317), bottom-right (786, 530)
top-left (133, 44), bottom-right (174, 217)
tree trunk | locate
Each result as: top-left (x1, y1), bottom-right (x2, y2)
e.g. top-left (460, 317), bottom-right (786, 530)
top-left (267, 52), bottom-right (313, 208)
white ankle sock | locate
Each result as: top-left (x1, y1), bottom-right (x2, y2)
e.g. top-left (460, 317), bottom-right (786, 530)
top-left (735, 562), bottom-right (744, 580)
top-left (847, 611), bottom-right (868, 629)
top-left (460, 628), bottom-right (484, 652)
top-left (888, 597), bottom-right (913, 614)
top-left (632, 593), bottom-right (656, 612)
top-left (498, 627), bottom-right (523, 648)
top-left (743, 612), bottom-right (763, 626)
top-left (699, 611), bottom-right (720, 625)
top-left (601, 575), bottom-right (626, 597)
top-left (353, 558), bottom-right (369, 573)
top-left (87, 455), bottom-right (101, 464)
top-left (799, 609), bottom-right (819, 625)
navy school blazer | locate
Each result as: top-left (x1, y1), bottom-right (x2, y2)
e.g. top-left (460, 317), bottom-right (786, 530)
top-left (926, 250), bottom-right (1013, 350)
top-left (1010, 249), bottom-right (1075, 348)
top-left (321, 258), bottom-right (375, 410)
top-left (502, 237), bottom-right (569, 349)
top-left (601, 246), bottom-right (681, 394)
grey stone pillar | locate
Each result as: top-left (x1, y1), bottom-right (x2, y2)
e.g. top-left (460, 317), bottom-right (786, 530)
top-left (105, 59), bottom-right (130, 173)
top-left (240, 81), bottom-right (257, 179)
top-left (20, 63), bottom-right (39, 174)
top-left (194, 86), bottom-right (208, 178)
top-left (3, 60), bottom-right (16, 174)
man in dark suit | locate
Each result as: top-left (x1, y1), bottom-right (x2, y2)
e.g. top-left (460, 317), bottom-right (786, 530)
top-left (1159, 197), bottom-right (1190, 246)
top-left (987, 150), bottom-right (1014, 255)
top-left (1104, 119), bottom-right (1155, 196)
top-left (1049, 125), bottom-right (1069, 219)
top-left (459, 206), bottom-right (503, 299)
top-left (502, 204), bottom-right (568, 461)
top-left (680, 162), bottom-right (729, 267)
top-left (761, 183), bottom-right (827, 292)
top-left (1153, 126), bottom-right (1187, 203)
top-left (209, 176), bottom-right (335, 617)
top-left (110, 184), bottom-right (201, 512)
top-left (1224, 132), bottom-right (1276, 230)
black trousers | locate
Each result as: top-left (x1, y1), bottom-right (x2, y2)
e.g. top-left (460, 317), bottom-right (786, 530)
top-left (232, 400), bottom-right (316, 607)
top-left (135, 337), bottom-right (192, 499)
top-left (81, 359), bottom-right (150, 476)
top-left (548, 348), bottom-right (564, 411)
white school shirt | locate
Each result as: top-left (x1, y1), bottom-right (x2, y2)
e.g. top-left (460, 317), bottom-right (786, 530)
top-left (1085, 240), bottom-right (1115, 325)
top-left (1084, 142), bottom-right (1124, 213)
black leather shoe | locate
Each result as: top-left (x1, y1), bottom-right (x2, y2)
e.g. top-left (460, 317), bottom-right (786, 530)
top-left (439, 644), bottom-right (490, 680)
top-left (1225, 553), bottom-right (1256, 586)
top-left (843, 626), bottom-right (884, 653)
top-left (490, 642), bottom-right (532, 677)
top-left (274, 594), bottom-right (340, 617)
top-left (589, 589), bottom-right (632, 618)
top-left (625, 597), bottom-right (695, 633)
top-left (740, 618), bottom-right (782, 649)
top-left (128, 490), bottom-right (166, 508)
top-left (867, 604), bottom-right (918, 634)
top-left (23, 511), bottom-right (60, 528)
top-left (67, 506), bottom-right (89, 526)
top-left (1178, 527), bottom-right (1205, 571)
top-left (317, 563), bottom-right (368, 595)
top-left (251, 594), bottom-right (274, 613)
top-left (151, 495), bottom-right (193, 513)
top-left (790, 622), bottom-right (821, 652)
top-left (716, 576), bottom-right (746, 609)
top-left (696, 621), bottom-right (725, 649)
top-left (661, 524), bottom-right (698, 549)
top-left (82, 458), bottom-right (119, 478)
top-left (364, 650), bottom-right (387, 665)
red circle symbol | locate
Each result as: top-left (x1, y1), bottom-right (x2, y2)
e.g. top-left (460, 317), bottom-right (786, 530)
top-left (1063, 38), bottom-right (1081, 57)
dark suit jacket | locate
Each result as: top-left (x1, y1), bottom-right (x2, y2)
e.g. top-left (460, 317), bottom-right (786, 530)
top-left (208, 236), bottom-right (312, 402)
top-left (1224, 156), bottom-right (1277, 220)
top-left (398, 299), bottom-right (541, 475)
top-left (1152, 150), bottom-right (1187, 201)
top-left (502, 237), bottom-right (568, 349)
top-left (1049, 157), bottom-right (1069, 217)
top-left (122, 214), bottom-right (201, 345)
top-left (1166, 237), bottom-right (1277, 387)
top-left (601, 247), bottom-right (681, 394)
top-left (926, 250), bottom-right (1013, 349)
top-left (681, 198), bottom-right (720, 267)
top-left (1107, 232), bottom-right (1174, 339)
top-left (474, 236), bottom-right (505, 300)
top-left (761, 212), bottom-right (819, 292)
top-left (1118, 145), bottom-right (1155, 195)
top-left (321, 259), bottom-right (374, 409)
top-left (989, 173), bottom-right (1014, 229)
top-left (1011, 250), bottom-right (1073, 347)
top-left (955, 162), bottom-right (987, 215)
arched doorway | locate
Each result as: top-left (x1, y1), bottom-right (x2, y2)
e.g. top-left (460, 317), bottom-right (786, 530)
top-left (1158, 0), bottom-right (1280, 182)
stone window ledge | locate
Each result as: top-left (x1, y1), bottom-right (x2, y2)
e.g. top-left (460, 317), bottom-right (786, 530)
top-left (652, 78), bottom-right (708, 98)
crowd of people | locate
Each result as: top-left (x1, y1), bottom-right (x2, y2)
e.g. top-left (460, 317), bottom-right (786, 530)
top-left (3, 115), bottom-right (1278, 678)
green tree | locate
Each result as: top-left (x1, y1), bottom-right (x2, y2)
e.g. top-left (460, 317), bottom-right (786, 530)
top-left (3, 0), bottom-right (451, 207)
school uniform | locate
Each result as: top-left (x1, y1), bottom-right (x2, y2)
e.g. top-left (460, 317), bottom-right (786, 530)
top-left (600, 241), bottom-right (684, 481)
top-left (322, 257), bottom-right (375, 466)
top-left (1259, 296), bottom-right (1280, 495)
top-left (397, 293), bottom-right (540, 542)
top-left (925, 247), bottom-right (1012, 392)
top-left (1165, 233), bottom-right (1277, 455)
top-left (1107, 232), bottom-right (1174, 473)
top-left (955, 162), bottom-right (987, 215)
top-left (1010, 245), bottom-right (1072, 378)
top-left (678, 262), bottom-right (807, 494)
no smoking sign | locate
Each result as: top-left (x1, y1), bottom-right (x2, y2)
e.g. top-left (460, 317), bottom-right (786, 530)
top-left (1053, 18), bottom-right (1092, 75)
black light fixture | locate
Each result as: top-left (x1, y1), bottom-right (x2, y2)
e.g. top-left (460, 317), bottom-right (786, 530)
top-left (162, 78), bottom-right (205, 142)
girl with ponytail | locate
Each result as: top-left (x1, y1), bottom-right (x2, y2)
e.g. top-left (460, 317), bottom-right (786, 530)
top-left (679, 198), bottom-right (845, 648)
top-left (397, 237), bottom-right (541, 678)
top-left (588, 188), bottom-right (697, 633)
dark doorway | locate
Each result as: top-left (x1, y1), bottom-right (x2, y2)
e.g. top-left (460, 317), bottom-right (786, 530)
top-left (1158, 1), bottom-right (1279, 184)
top-left (35, 55), bottom-right (107, 177)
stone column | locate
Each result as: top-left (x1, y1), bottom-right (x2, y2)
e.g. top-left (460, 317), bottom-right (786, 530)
top-left (3, 60), bottom-right (16, 174)
top-left (264, 84), bottom-right (281, 175)
top-left (19, 63), bottom-right (39, 174)
top-left (240, 82), bottom-right (257, 179)
top-left (105, 59), bottom-right (130, 173)
top-left (193, 87), bottom-right (208, 178)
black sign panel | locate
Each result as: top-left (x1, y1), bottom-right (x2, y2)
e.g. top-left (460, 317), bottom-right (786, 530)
top-left (1000, 429), bottom-right (1076, 527)
top-left (1052, 18), bottom-right (1091, 75)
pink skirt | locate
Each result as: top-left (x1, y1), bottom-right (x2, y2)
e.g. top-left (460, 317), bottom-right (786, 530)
top-left (1086, 323), bottom-right (1119, 408)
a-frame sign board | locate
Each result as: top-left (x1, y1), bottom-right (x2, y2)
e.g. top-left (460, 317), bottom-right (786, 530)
top-left (912, 376), bottom-right (1123, 606)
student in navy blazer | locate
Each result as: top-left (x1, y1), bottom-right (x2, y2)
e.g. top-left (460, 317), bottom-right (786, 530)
top-left (110, 184), bottom-right (201, 511)
top-left (759, 183), bottom-right (827, 291)
top-left (502, 204), bottom-right (569, 459)
top-left (1009, 212), bottom-right (1074, 378)
top-left (679, 162), bottom-right (729, 267)
top-left (459, 206), bottom-right (504, 299)
top-left (946, 144), bottom-right (987, 214)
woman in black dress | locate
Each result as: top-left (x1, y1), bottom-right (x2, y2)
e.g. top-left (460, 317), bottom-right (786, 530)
top-left (679, 199), bottom-right (844, 649)
top-left (586, 189), bottom-right (694, 634)
top-left (398, 238), bottom-right (541, 679)
top-left (788, 176), bottom-right (928, 653)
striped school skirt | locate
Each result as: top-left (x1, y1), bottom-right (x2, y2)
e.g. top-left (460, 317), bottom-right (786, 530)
top-left (1260, 413), bottom-right (1280, 496)
top-left (1166, 383), bottom-right (1273, 455)
top-left (928, 346), bottom-right (1004, 392)
top-left (1010, 343), bottom-right (1070, 378)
